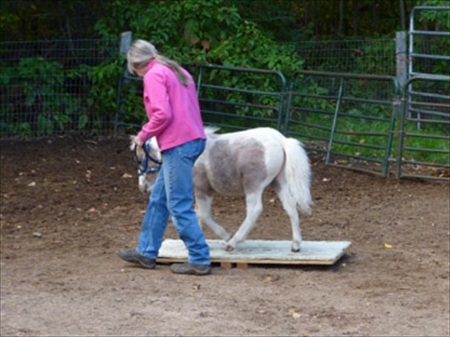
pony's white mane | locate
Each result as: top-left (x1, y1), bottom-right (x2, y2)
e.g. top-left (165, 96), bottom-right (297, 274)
top-left (204, 126), bottom-right (220, 137)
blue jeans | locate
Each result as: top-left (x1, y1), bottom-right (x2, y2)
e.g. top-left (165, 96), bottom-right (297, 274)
top-left (136, 138), bottom-right (210, 265)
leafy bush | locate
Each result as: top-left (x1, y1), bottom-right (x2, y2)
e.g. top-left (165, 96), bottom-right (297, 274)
top-left (0, 56), bottom-right (123, 137)
top-left (94, 0), bottom-right (303, 126)
top-left (1, 57), bottom-right (73, 136)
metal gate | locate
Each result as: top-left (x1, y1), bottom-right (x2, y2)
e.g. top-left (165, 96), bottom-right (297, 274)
top-left (285, 71), bottom-right (400, 177)
top-left (397, 6), bottom-right (450, 180)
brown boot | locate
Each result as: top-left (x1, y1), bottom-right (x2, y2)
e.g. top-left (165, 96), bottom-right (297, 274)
top-left (170, 262), bottom-right (211, 275)
top-left (117, 249), bottom-right (156, 269)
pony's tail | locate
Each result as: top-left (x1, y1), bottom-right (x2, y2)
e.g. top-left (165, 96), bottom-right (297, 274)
top-left (282, 138), bottom-right (313, 214)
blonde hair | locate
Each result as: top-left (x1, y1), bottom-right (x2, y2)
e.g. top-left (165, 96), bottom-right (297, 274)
top-left (127, 39), bottom-right (190, 86)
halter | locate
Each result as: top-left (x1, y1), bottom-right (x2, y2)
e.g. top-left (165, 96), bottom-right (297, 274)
top-left (135, 140), bottom-right (162, 176)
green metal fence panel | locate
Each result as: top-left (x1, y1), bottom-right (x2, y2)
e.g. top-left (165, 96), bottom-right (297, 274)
top-left (397, 75), bottom-right (450, 181)
top-left (409, 6), bottom-right (450, 79)
top-left (285, 70), bottom-right (400, 177)
top-left (184, 63), bottom-right (286, 132)
top-left (408, 6), bottom-right (450, 132)
top-left (115, 63), bottom-right (287, 134)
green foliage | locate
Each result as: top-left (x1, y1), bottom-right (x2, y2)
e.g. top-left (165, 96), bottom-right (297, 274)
top-left (1, 57), bottom-right (74, 136)
top-left (84, 59), bottom-right (123, 129)
top-left (402, 130), bottom-right (450, 164)
top-left (117, 79), bottom-right (147, 127)
top-left (94, 0), bottom-right (303, 125)
top-left (94, 0), bottom-right (302, 75)
top-left (2, 0), bottom-right (449, 42)
top-left (1, 0), bottom-right (448, 171)
top-left (0, 0), bottom-right (110, 40)
top-left (0, 56), bottom-right (122, 137)
top-left (418, 0), bottom-right (450, 30)
top-left (414, 3), bottom-right (450, 77)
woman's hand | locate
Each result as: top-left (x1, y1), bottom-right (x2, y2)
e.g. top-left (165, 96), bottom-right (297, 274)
top-left (135, 136), bottom-right (144, 147)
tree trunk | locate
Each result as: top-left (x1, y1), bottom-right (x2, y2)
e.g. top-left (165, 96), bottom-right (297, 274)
top-left (303, 0), bottom-right (308, 27)
top-left (352, 0), bottom-right (359, 37)
top-left (399, 0), bottom-right (406, 31)
top-left (311, 0), bottom-right (318, 37)
top-left (372, 1), bottom-right (380, 34)
top-left (423, 18), bottom-right (432, 74)
top-left (338, 0), bottom-right (345, 36)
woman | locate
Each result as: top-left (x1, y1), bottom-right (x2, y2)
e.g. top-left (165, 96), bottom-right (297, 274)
top-left (117, 39), bottom-right (211, 275)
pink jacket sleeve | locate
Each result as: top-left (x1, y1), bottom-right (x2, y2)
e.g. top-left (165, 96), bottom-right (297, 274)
top-left (137, 71), bottom-right (172, 143)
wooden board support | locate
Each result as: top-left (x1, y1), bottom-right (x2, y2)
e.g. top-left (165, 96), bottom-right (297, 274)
top-left (157, 239), bottom-right (352, 267)
top-left (220, 262), bottom-right (248, 269)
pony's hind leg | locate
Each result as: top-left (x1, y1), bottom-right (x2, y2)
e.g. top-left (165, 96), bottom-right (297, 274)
top-left (274, 180), bottom-right (302, 252)
top-left (195, 195), bottom-right (232, 241)
top-left (226, 189), bottom-right (264, 251)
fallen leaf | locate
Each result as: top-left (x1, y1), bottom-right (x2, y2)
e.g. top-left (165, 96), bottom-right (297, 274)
top-left (263, 275), bottom-right (280, 282)
top-left (289, 309), bottom-right (301, 319)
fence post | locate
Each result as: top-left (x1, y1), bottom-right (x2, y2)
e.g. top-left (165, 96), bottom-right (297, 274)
top-left (396, 31), bottom-right (408, 90)
top-left (115, 31), bottom-right (133, 136)
top-left (120, 31), bottom-right (132, 55)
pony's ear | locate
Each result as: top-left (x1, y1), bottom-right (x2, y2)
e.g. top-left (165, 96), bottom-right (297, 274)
top-left (129, 135), bottom-right (136, 151)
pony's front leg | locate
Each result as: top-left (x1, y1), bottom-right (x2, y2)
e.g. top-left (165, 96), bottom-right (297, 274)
top-left (196, 195), bottom-right (232, 241)
top-left (226, 191), bottom-right (263, 251)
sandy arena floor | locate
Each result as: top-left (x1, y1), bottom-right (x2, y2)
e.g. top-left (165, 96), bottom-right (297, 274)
top-left (1, 137), bottom-right (449, 336)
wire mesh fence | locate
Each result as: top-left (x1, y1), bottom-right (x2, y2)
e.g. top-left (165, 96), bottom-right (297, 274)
top-left (0, 39), bottom-right (120, 139)
top-left (283, 39), bottom-right (397, 76)
top-left (1, 37), bottom-right (401, 139)
top-left (1, 35), bottom-right (448, 180)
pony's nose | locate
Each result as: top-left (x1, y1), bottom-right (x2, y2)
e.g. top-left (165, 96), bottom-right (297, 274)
top-left (139, 182), bottom-right (153, 194)
top-left (145, 185), bottom-right (153, 193)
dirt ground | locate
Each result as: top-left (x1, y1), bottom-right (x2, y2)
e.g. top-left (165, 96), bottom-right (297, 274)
top-left (0, 136), bottom-right (449, 337)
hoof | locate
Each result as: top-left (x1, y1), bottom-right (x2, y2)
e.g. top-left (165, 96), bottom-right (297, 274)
top-left (291, 242), bottom-right (301, 253)
top-left (225, 245), bottom-right (235, 252)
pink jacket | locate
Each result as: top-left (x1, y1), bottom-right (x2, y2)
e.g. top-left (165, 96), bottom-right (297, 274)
top-left (137, 59), bottom-right (206, 152)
